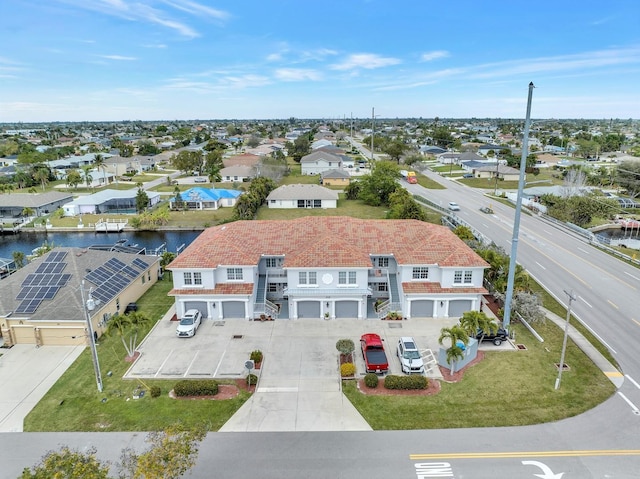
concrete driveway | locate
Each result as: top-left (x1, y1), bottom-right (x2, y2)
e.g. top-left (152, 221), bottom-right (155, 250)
top-left (125, 315), bottom-right (468, 432)
top-left (0, 344), bottom-right (84, 432)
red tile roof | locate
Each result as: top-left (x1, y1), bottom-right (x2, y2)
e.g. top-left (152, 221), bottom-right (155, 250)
top-left (402, 282), bottom-right (488, 294)
top-left (168, 217), bottom-right (489, 270)
top-left (169, 283), bottom-right (254, 295)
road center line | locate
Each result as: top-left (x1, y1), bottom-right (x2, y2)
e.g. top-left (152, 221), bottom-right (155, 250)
top-left (577, 247), bottom-right (590, 255)
top-left (535, 262), bottom-right (546, 270)
top-left (608, 300), bottom-right (619, 309)
top-left (578, 296), bottom-right (592, 308)
top-left (409, 450), bottom-right (640, 460)
top-left (617, 392), bottom-right (640, 414)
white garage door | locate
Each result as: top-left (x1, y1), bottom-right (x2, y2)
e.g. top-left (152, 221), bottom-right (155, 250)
top-left (222, 301), bottom-right (245, 319)
top-left (184, 301), bottom-right (208, 319)
top-left (298, 301), bottom-right (321, 318)
top-left (410, 300), bottom-right (435, 318)
top-left (335, 300), bottom-right (358, 319)
top-left (449, 300), bottom-right (473, 317)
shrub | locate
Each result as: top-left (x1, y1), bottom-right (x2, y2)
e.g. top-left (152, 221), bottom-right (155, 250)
top-left (150, 386), bottom-right (161, 398)
top-left (364, 373), bottom-right (379, 388)
top-left (246, 373), bottom-right (258, 386)
top-left (250, 350), bottom-right (263, 363)
top-left (384, 374), bottom-right (428, 390)
top-left (340, 363), bottom-right (356, 377)
top-left (173, 380), bottom-right (219, 397)
top-left (335, 339), bottom-right (355, 355)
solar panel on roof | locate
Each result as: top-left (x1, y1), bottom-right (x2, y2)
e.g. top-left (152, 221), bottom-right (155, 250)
top-left (105, 258), bottom-right (127, 272)
top-left (16, 299), bottom-right (42, 314)
top-left (132, 258), bottom-right (149, 270)
top-left (122, 265), bottom-right (140, 278)
top-left (44, 251), bottom-right (67, 263)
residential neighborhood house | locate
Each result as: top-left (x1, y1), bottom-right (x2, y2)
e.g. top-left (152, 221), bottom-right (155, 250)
top-left (167, 217), bottom-right (488, 322)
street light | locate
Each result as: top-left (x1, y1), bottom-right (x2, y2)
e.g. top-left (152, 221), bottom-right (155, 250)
top-left (502, 82), bottom-right (535, 330)
top-left (80, 279), bottom-right (103, 393)
top-left (555, 289), bottom-right (576, 390)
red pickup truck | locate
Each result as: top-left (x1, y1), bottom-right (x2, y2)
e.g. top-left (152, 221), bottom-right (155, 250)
top-left (360, 333), bottom-right (389, 374)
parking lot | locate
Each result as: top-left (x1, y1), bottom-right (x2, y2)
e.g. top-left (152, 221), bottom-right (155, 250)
top-left (125, 314), bottom-right (474, 381)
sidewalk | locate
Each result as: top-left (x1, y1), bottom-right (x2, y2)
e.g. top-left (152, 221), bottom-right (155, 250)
top-left (543, 309), bottom-right (624, 387)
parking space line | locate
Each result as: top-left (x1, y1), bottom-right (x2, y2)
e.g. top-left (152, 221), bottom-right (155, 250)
top-left (213, 350), bottom-right (226, 377)
top-left (155, 349), bottom-right (175, 378)
top-left (184, 351), bottom-right (200, 377)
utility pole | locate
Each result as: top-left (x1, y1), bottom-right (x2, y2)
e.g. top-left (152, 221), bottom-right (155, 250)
top-left (502, 82), bottom-right (535, 330)
top-left (555, 290), bottom-right (576, 390)
top-left (371, 107), bottom-right (375, 161)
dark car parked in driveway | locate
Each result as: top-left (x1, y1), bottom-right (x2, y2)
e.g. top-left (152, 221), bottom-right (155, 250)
top-left (475, 328), bottom-right (509, 346)
top-left (124, 302), bottom-right (138, 314)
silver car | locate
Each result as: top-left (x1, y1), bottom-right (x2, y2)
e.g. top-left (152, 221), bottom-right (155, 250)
top-left (397, 336), bottom-right (425, 374)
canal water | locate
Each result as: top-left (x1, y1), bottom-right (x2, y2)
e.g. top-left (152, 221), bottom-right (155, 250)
top-left (0, 229), bottom-right (202, 260)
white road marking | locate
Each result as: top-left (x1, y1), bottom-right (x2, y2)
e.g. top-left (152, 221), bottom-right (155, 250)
top-left (625, 375), bottom-right (640, 390)
top-left (535, 262), bottom-right (546, 270)
top-left (184, 350), bottom-right (200, 377)
top-left (155, 349), bottom-right (174, 378)
top-left (482, 223), bottom-right (488, 228)
top-left (577, 247), bottom-right (590, 255)
top-left (617, 391), bottom-right (640, 414)
top-left (624, 271), bottom-right (640, 281)
top-left (578, 296), bottom-right (593, 308)
top-left (544, 229), bottom-right (552, 235)
top-left (213, 350), bottom-right (226, 377)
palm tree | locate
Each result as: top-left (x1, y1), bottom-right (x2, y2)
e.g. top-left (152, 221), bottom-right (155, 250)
top-left (105, 311), bottom-right (150, 359)
top-left (438, 324), bottom-right (470, 378)
top-left (81, 165), bottom-right (93, 189)
top-left (33, 168), bottom-right (49, 191)
top-left (12, 250), bottom-right (26, 269)
top-left (21, 206), bottom-right (35, 218)
top-left (93, 153), bottom-right (106, 186)
top-left (459, 310), bottom-right (498, 342)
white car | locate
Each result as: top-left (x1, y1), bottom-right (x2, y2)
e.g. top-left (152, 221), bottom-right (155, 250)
top-left (396, 337), bottom-right (425, 374)
top-left (176, 309), bottom-right (202, 337)
top-left (448, 201), bottom-right (460, 211)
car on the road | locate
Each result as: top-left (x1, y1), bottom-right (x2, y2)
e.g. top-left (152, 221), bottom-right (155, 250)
top-left (194, 177), bottom-right (207, 183)
top-left (396, 336), bottom-right (425, 374)
top-left (124, 302), bottom-right (138, 314)
top-left (448, 201), bottom-right (461, 211)
top-left (475, 327), bottom-right (509, 346)
top-left (176, 309), bottom-right (202, 337)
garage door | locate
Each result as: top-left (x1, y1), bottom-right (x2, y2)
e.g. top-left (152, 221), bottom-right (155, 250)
top-left (298, 301), bottom-right (320, 318)
top-left (40, 327), bottom-right (85, 346)
top-left (449, 299), bottom-right (473, 317)
top-left (184, 301), bottom-right (208, 319)
top-left (11, 327), bottom-right (36, 344)
top-left (222, 301), bottom-right (245, 319)
top-left (410, 300), bottom-right (434, 318)
top-left (335, 301), bottom-right (358, 319)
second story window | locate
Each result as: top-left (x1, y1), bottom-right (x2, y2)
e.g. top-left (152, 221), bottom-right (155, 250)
top-left (193, 272), bottom-right (202, 285)
top-left (454, 270), bottom-right (473, 284)
top-left (412, 267), bottom-right (429, 279)
top-left (298, 271), bottom-right (317, 285)
top-left (265, 258), bottom-right (277, 268)
top-left (377, 257), bottom-right (389, 268)
top-left (464, 271), bottom-right (473, 283)
top-left (339, 271), bottom-right (357, 285)
top-left (184, 272), bottom-right (193, 285)
top-left (227, 268), bottom-right (243, 281)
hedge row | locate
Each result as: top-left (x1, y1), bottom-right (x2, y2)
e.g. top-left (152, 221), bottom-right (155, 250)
top-left (384, 374), bottom-right (428, 390)
top-left (174, 379), bottom-right (219, 397)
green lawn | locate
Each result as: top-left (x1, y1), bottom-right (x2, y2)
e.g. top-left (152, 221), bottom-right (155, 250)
top-left (23, 277), bottom-right (252, 432)
top-left (343, 317), bottom-right (615, 429)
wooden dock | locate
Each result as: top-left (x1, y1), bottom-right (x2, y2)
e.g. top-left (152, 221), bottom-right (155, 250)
top-left (94, 218), bottom-right (128, 232)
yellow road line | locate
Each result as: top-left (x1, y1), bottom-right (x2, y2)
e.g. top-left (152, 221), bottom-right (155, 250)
top-left (409, 450), bottom-right (640, 460)
top-left (608, 300), bottom-right (619, 309)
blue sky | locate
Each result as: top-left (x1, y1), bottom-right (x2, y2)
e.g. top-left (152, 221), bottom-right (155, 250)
top-left (1, 0), bottom-right (639, 122)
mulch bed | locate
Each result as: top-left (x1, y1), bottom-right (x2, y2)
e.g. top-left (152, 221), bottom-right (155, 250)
top-left (169, 379), bottom-right (255, 400)
top-left (354, 351), bottom-right (485, 396)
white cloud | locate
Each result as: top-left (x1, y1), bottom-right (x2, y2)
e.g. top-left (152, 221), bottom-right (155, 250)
top-left (143, 43), bottom-right (168, 49)
top-left (420, 50), bottom-right (449, 62)
top-left (330, 53), bottom-right (401, 71)
top-left (160, 0), bottom-right (230, 20)
top-left (274, 68), bottom-right (322, 81)
top-left (100, 55), bottom-right (137, 61)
